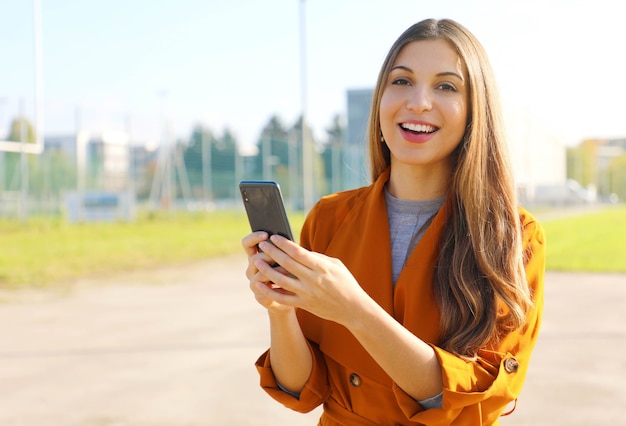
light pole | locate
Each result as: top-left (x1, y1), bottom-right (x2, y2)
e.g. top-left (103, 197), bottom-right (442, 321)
top-left (300, 0), bottom-right (313, 213)
top-left (0, 0), bottom-right (44, 155)
top-left (34, 0), bottom-right (43, 150)
top-left (0, 97), bottom-right (6, 192)
top-left (202, 129), bottom-right (212, 202)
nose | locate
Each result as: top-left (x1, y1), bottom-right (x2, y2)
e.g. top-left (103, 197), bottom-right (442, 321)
top-left (406, 85), bottom-right (432, 112)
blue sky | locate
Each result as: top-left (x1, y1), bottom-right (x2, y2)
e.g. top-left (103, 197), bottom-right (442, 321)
top-left (1, 0), bottom-right (625, 149)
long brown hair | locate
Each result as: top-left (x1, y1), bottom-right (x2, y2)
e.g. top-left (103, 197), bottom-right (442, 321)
top-left (368, 19), bottom-right (532, 357)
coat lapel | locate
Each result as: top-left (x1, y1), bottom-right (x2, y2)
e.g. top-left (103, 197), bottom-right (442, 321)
top-left (297, 169), bottom-right (448, 383)
top-left (323, 169), bottom-right (394, 314)
top-left (393, 198), bottom-right (449, 344)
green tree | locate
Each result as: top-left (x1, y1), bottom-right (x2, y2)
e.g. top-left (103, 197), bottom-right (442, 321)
top-left (2, 117), bottom-right (37, 192)
top-left (182, 124), bottom-right (238, 199)
top-left (214, 128), bottom-right (238, 198)
top-left (184, 126), bottom-right (214, 181)
top-left (215, 128), bottom-right (238, 172)
top-left (321, 114), bottom-right (345, 194)
top-left (290, 115), bottom-right (326, 201)
top-left (28, 150), bottom-right (77, 198)
top-left (566, 139), bottom-right (597, 187)
top-left (7, 117), bottom-right (36, 143)
top-left (606, 154), bottom-right (626, 201)
top-left (254, 115), bottom-right (290, 181)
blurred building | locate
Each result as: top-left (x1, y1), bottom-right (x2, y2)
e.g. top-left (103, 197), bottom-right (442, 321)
top-left (82, 131), bottom-right (130, 191)
top-left (504, 107), bottom-right (568, 205)
top-left (130, 144), bottom-right (158, 198)
top-left (345, 90), bottom-right (568, 204)
top-left (44, 132), bottom-right (157, 196)
top-left (595, 138), bottom-right (626, 168)
top-left (568, 137), bottom-right (626, 202)
top-left (45, 132), bottom-right (131, 191)
top-left (45, 134), bottom-right (77, 159)
top-left (345, 89), bottom-right (373, 190)
top-left (43, 132), bottom-right (153, 221)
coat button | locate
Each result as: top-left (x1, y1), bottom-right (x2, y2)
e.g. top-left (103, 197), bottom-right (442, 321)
top-left (504, 357), bottom-right (519, 373)
top-left (349, 373), bottom-right (361, 387)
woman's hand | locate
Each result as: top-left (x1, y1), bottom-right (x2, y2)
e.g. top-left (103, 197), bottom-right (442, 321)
top-left (253, 234), bottom-right (369, 327)
top-left (250, 235), bottom-right (444, 402)
top-left (242, 231), bottom-right (270, 279)
top-left (242, 231), bottom-right (294, 314)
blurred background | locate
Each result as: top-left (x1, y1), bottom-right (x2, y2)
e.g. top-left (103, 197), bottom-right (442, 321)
top-left (1, 3), bottom-right (624, 425)
top-left (1, 0), bottom-right (625, 222)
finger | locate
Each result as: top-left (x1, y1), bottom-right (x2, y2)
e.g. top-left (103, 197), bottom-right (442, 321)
top-left (256, 240), bottom-right (286, 266)
top-left (257, 240), bottom-right (303, 275)
top-left (254, 257), bottom-right (299, 293)
top-left (264, 235), bottom-right (316, 275)
top-left (251, 267), bottom-right (274, 285)
top-left (249, 281), bottom-right (279, 309)
top-left (245, 251), bottom-right (274, 280)
top-left (253, 280), bottom-right (298, 304)
top-left (252, 279), bottom-right (296, 296)
top-left (241, 231), bottom-right (269, 257)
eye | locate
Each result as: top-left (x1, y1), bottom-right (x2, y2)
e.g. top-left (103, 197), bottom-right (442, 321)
top-left (436, 82), bottom-right (457, 92)
top-left (391, 77), bottom-right (412, 86)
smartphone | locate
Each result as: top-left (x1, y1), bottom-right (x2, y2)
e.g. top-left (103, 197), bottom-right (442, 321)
top-left (239, 180), bottom-right (294, 241)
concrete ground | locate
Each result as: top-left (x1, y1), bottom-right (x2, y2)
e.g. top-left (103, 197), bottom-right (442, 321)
top-left (0, 254), bottom-right (624, 425)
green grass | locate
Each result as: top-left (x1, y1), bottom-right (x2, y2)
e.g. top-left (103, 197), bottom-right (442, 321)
top-left (541, 205), bottom-right (626, 273)
top-left (0, 205), bottom-right (623, 289)
top-left (0, 210), bottom-right (305, 289)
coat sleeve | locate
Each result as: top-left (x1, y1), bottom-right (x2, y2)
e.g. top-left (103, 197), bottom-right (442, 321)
top-left (255, 340), bottom-right (331, 413)
top-left (253, 201), bottom-right (332, 413)
top-left (393, 215), bottom-right (546, 425)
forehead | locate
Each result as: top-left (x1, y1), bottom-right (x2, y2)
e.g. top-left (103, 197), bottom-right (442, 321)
top-left (393, 39), bottom-right (465, 76)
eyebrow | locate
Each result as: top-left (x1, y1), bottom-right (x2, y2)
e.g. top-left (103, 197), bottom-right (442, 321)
top-left (390, 65), bottom-right (464, 82)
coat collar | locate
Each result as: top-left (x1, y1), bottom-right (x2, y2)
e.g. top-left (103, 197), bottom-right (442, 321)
top-left (324, 167), bottom-right (449, 323)
top-left (298, 168), bottom-right (450, 380)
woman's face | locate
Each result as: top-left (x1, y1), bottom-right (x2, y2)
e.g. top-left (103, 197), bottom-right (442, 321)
top-left (379, 39), bottom-right (469, 175)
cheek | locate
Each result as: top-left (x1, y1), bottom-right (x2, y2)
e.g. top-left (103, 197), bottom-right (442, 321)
top-left (379, 92), bottom-right (397, 130)
top-left (379, 93), bottom-right (391, 118)
top-left (448, 101), bottom-right (468, 131)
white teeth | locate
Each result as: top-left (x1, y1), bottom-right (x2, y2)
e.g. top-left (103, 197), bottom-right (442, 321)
top-left (401, 123), bottom-right (436, 133)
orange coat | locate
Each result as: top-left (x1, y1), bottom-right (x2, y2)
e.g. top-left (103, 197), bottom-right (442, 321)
top-left (256, 169), bottom-right (546, 425)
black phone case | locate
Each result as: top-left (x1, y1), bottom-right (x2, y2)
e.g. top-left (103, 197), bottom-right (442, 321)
top-left (239, 181), bottom-right (294, 241)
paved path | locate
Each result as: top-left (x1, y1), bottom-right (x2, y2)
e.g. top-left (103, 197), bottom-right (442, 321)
top-left (0, 255), bottom-right (624, 425)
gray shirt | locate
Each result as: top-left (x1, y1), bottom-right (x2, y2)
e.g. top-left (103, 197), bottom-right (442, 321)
top-left (384, 187), bottom-right (445, 285)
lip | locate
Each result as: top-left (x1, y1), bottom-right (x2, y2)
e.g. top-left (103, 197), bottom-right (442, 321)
top-left (397, 121), bottom-right (439, 144)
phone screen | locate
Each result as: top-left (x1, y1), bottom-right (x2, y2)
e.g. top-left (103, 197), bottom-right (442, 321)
top-left (239, 181), bottom-right (294, 241)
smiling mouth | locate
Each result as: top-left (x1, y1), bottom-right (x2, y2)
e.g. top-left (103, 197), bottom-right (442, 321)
top-left (400, 123), bottom-right (438, 134)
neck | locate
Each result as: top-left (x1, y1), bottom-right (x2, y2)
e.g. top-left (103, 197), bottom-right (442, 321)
top-left (387, 162), bottom-right (451, 201)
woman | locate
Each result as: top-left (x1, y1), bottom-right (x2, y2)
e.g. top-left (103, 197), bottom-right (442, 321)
top-left (242, 18), bottom-right (545, 425)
